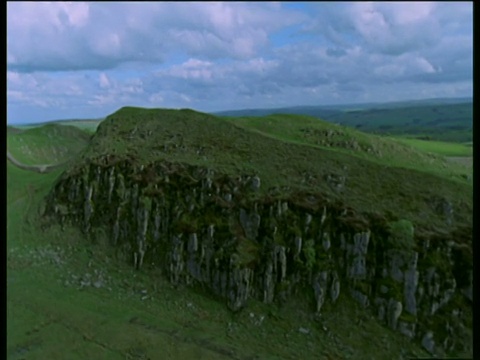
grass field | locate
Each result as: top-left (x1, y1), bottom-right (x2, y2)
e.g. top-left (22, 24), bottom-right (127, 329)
top-left (390, 137), bottom-right (473, 157)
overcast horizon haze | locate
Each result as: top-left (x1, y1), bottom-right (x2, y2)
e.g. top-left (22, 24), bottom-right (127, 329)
top-left (7, 2), bottom-right (473, 124)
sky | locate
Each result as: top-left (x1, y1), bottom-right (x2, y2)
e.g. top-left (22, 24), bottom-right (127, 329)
top-left (7, 1), bottom-right (473, 124)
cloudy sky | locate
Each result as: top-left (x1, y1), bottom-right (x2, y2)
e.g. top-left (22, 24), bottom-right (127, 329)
top-left (7, 2), bottom-right (473, 124)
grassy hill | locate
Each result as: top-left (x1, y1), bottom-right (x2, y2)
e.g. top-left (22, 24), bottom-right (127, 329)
top-left (7, 123), bottom-right (92, 165)
top-left (13, 118), bottom-right (104, 133)
top-left (223, 114), bottom-right (472, 181)
top-left (216, 101), bottom-right (472, 143)
top-left (391, 137), bottom-right (472, 158)
top-left (327, 103), bottom-right (472, 141)
top-left (73, 107), bottom-right (471, 234)
top-left (8, 108), bottom-right (472, 359)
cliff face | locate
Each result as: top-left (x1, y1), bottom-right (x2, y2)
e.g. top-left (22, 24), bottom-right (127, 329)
top-left (44, 157), bottom-right (472, 357)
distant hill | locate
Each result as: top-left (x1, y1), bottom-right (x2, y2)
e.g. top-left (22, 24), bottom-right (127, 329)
top-left (7, 123), bottom-right (91, 165)
top-left (215, 105), bottom-right (343, 119)
top-left (215, 97), bottom-right (472, 115)
top-left (215, 98), bottom-right (472, 142)
top-left (13, 118), bottom-right (104, 133)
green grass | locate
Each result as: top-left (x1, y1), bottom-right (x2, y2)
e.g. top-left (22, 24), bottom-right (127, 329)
top-left (7, 123), bottom-right (91, 165)
top-left (224, 113), bottom-right (472, 180)
top-left (390, 137), bottom-right (473, 157)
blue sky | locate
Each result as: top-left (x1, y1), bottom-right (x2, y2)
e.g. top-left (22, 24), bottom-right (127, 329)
top-left (7, 2), bottom-right (473, 124)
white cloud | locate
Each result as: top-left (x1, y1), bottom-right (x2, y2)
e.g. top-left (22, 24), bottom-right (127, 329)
top-left (99, 73), bottom-right (110, 88)
top-left (374, 64), bottom-right (405, 78)
top-left (180, 94), bottom-right (191, 103)
top-left (7, 2), bottom-right (303, 72)
top-left (148, 93), bottom-right (164, 104)
top-left (7, 71), bottom-right (20, 84)
top-left (7, 90), bottom-right (27, 101)
top-left (62, 2), bottom-right (90, 27)
top-left (88, 94), bottom-right (115, 106)
top-left (90, 32), bottom-right (122, 58)
top-left (384, 2), bottom-right (434, 24)
top-left (414, 57), bottom-right (436, 74)
top-left (6, 2), bottom-right (473, 123)
top-left (304, 2), bottom-right (446, 56)
top-left (66, 84), bottom-right (83, 96)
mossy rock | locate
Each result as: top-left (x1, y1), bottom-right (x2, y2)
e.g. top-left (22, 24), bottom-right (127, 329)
top-left (286, 224), bottom-right (302, 237)
top-left (201, 209), bottom-right (223, 228)
top-left (302, 239), bottom-right (316, 271)
top-left (353, 281), bottom-right (371, 296)
top-left (273, 232), bottom-right (286, 246)
top-left (139, 195), bottom-right (153, 211)
top-left (377, 277), bottom-right (403, 300)
top-left (422, 251), bottom-right (450, 274)
top-left (236, 237), bottom-right (260, 267)
top-left (308, 218), bottom-right (322, 237)
top-left (387, 219), bottom-right (415, 250)
top-left (399, 312), bottom-right (417, 324)
top-left (172, 213), bottom-right (198, 233)
top-left (315, 251), bottom-right (329, 262)
top-left (275, 280), bottom-right (291, 293)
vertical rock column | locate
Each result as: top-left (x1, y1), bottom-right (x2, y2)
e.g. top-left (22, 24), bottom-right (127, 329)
top-left (346, 231), bottom-right (371, 308)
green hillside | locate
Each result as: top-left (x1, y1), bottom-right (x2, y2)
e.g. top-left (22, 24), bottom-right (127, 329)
top-left (217, 102), bottom-right (473, 143)
top-left (73, 107), bottom-right (471, 233)
top-left (223, 114), bottom-right (472, 181)
top-left (391, 137), bottom-right (472, 158)
top-left (8, 107), bottom-right (472, 359)
top-left (328, 103), bottom-right (472, 141)
top-left (7, 123), bottom-right (91, 165)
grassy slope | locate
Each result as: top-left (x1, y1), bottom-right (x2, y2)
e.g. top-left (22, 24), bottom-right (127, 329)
top-left (391, 137), bottom-right (473, 157)
top-left (7, 118), bottom-right (435, 359)
top-left (52, 119), bottom-right (103, 133)
top-left (72, 108), bottom-right (471, 235)
top-left (223, 114), bottom-right (472, 178)
top-left (13, 119), bottom-right (103, 132)
top-left (328, 103), bottom-right (472, 129)
top-left (7, 124), bottom-right (92, 165)
top-left (217, 102), bottom-right (473, 143)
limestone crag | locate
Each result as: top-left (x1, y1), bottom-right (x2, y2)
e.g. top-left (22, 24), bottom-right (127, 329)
top-left (45, 158), bottom-right (472, 357)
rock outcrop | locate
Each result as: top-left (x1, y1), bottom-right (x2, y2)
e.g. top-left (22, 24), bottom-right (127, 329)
top-left (44, 156), bottom-right (473, 357)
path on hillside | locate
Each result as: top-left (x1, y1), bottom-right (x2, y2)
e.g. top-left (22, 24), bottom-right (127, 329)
top-left (7, 151), bottom-right (68, 174)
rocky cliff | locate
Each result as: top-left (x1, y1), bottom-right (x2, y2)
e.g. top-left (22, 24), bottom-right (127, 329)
top-left (42, 108), bottom-right (472, 357)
